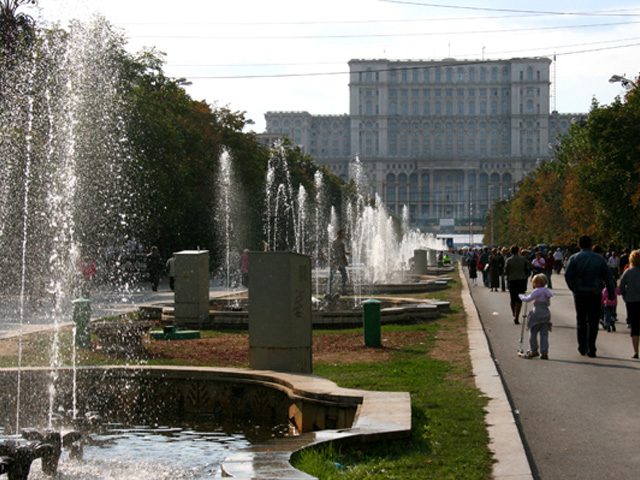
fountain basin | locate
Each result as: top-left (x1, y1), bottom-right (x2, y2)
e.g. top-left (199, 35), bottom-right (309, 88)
top-left (0, 366), bottom-right (410, 479)
top-left (143, 296), bottom-right (450, 330)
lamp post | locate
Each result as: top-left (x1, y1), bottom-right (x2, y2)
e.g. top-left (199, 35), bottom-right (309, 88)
top-left (468, 186), bottom-right (473, 247)
top-left (609, 74), bottom-right (636, 89)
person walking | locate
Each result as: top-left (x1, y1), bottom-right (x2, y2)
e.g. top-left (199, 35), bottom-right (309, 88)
top-left (564, 235), bottom-right (616, 358)
top-left (553, 248), bottom-right (564, 274)
top-left (488, 248), bottom-right (504, 292)
top-left (479, 248), bottom-right (490, 287)
top-left (519, 273), bottom-right (554, 359)
top-left (146, 246), bottom-right (164, 292)
top-left (601, 282), bottom-right (620, 332)
top-left (619, 250), bottom-right (640, 359)
top-left (329, 229), bottom-right (350, 295)
top-left (500, 246), bottom-right (510, 292)
top-left (166, 253), bottom-right (176, 291)
top-left (467, 249), bottom-right (479, 286)
top-left (504, 245), bottom-right (531, 324)
top-left (544, 251), bottom-right (555, 288)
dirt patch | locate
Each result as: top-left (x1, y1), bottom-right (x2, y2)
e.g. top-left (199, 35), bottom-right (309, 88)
top-left (0, 339), bottom-right (18, 358)
top-left (144, 329), bottom-right (431, 367)
top-left (313, 330), bottom-right (429, 365)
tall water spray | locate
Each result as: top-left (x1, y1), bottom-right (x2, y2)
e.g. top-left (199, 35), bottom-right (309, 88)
top-left (216, 150), bottom-right (234, 287)
top-left (0, 17), bottom-right (135, 431)
top-left (342, 156), bottom-right (446, 286)
top-left (264, 142), bottom-right (305, 252)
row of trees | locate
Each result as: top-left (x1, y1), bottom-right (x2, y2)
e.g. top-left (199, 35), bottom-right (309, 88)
top-left (1, 3), bottom-right (347, 291)
top-left (486, 80), bottom-right (640, 249)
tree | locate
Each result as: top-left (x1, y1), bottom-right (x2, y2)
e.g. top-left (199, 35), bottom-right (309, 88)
top-left (0, 0), bottom-right (36, 58)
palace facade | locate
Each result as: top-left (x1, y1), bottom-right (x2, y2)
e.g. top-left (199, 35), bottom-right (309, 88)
top-left (262, 58), bottom-right (584, 231)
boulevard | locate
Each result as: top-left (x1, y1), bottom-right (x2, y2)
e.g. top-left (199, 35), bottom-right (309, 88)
top-left (468, 270), bottom-right (639, 480)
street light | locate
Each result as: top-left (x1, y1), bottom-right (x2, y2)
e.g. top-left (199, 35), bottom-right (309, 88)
top-left (609, 74), bottom-right (636, 88)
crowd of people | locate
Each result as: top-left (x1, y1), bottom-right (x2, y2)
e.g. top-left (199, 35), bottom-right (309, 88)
top-left (465, 239), bottom-right (640, 360)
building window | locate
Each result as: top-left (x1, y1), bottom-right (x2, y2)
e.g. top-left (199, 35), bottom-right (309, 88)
top-left (387, 185), bottom-right (396, 201)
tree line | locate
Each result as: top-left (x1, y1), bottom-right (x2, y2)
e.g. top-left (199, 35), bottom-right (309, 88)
top-left (0, 5), bottom-right (346, 290)
top-left (486, 81), bottom-right (640, 250)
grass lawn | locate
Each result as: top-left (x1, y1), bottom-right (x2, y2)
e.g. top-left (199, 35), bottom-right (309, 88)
top-left (0, 266), bottom-right (493, 479)
top-left (292, 269), bottom-right (493, 479)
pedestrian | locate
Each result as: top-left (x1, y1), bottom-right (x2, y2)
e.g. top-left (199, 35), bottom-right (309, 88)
top-left (564, 235), bottom-right (616, 358)
top-left (146, 246), bottom-right (164, 292)
top-left (601, 282), bottom-right (620, 332)
top-left (78, 254), bottom-right (97, 297)
top-left (519, 273), bottom-right (553, 359)
top-left (504, 245), bottom-right (532, 324)
top-left (531, 251), bottom-right (546, 277)
top-left (488, 248), bottom-right (504, 292)
top-left (619, 248), bottom-right (631, 273)
top-left (544, 251), bottom-right (555, 288)
top-left (500, 246), bottom-right (510, 292)
top-left (166, 253), bottom-right (176, 291)
top-left (329, 229), bottom-right (350, 295)
top-left (479, 248), bottom-right (490, 287)
top-left (553, 248), bottom-right (564, 274)
top-left (467, 249), bottom-right (478, 286)
top-left (239, 249), bottom-right (249, 287)
top-left (608, 251), bottom-right (620, 281)
top-left (619, 250), bottom-right (640, 359)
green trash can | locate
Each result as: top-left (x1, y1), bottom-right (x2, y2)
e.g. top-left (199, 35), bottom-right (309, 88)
top-left (362, 299), bottom-right (381, 347)
top-left (72, 298), bottom-right (91, 349)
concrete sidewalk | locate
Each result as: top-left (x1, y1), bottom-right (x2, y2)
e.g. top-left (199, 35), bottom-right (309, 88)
top-left (462, 268), bottom-right (534, 480)
top-left (0, 284), bottom-right (243, 340)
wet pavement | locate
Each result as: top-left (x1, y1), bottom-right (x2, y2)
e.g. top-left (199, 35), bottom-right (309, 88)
top-left (0, 280), bottom-right (242, 340)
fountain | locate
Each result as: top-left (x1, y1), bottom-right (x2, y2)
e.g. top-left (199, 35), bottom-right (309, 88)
top-left (0, 8), bottom-right (434, 479)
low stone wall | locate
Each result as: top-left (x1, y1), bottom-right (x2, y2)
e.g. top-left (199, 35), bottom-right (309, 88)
top-left (0, 367), bottom-right (358, 434)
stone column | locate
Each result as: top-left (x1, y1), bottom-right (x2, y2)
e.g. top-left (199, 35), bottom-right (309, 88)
top-left (174, 250), bottom-right (210, 328)
top-left (249, 252), bottom-right (312, 374)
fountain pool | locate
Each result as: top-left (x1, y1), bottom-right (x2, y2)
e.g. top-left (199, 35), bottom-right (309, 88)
top-left (0, 418), bottom-right (287, 479)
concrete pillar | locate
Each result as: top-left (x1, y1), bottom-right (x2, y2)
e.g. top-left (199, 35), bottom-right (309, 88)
top-left (413, 249), bottom-right (428, 274)
top-left (427, 249), bottom-right (437, 266)
top-left (174, 250), bottom-right (210, 328)
top-left (249, 252), bottom-right (312, 374)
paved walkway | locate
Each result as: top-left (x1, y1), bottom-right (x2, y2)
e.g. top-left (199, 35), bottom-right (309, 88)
top-left (466, 268), bottom-right (640, 480)
top-left (0, 282), bottom-right (243, 340)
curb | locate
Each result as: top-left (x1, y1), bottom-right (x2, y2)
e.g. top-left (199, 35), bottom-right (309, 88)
top-left (461, 266), bottom-right (534, 480)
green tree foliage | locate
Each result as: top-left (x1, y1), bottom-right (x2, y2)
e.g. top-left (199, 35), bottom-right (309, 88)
top-left (0, 0), bottom-right (36, 59)
top-left (487, 80), bottom-right (640, 248)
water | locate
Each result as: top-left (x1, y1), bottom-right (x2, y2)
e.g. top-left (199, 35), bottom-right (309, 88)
top-left (0, 16), bottom-right (138, 434)
top-left (0, 419), bottom-right (289, 479)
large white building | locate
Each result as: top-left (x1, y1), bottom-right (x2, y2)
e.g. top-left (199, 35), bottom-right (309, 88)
top-left (263, 57), bottom-right (584, 231)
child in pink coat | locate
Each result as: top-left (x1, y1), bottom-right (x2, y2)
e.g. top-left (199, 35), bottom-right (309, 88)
top-left (602, 284), bottom-right (621, 332)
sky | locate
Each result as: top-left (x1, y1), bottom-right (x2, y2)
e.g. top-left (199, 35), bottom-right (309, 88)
top-left (28, 0), bottom-right (640, 133)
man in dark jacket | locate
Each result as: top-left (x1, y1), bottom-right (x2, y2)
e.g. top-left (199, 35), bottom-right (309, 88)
top-left (565, 235), bottom-right (616, 358)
